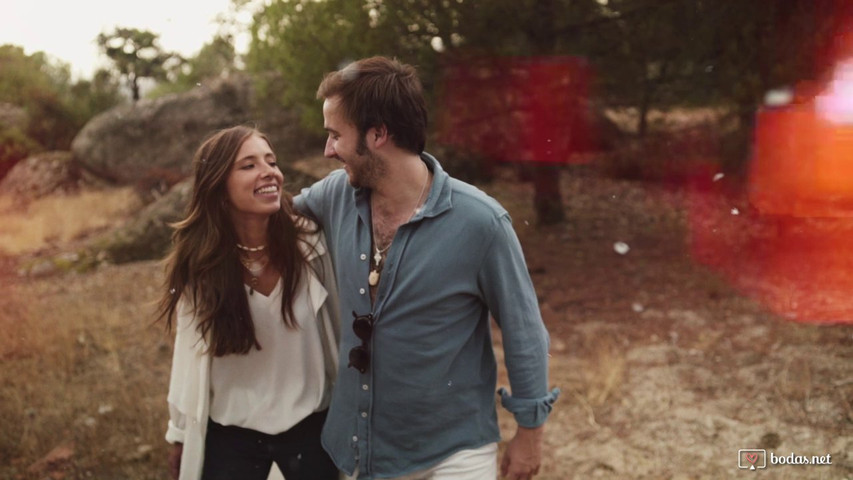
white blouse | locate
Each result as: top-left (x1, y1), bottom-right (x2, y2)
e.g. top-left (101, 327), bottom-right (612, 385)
top-left (208, 276), bottom-right (326, 435)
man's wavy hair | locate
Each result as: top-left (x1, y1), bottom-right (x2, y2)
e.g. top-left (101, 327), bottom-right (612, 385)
top-left (317, 56), bottom-right (428, 155)
top-left (157, 125), bottom-right (316, 356)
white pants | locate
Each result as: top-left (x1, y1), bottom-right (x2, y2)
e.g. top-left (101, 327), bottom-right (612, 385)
top-left (345, 442), bottom-right (498, 480)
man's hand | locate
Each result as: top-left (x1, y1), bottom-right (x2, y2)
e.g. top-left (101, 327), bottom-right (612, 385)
top-left (500, 424), bottom-right (544, 480)
top-left (168, 443), bottom-right (183, 480)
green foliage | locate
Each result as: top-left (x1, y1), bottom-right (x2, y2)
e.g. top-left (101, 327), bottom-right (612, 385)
top-left (699, 1), bottom-right (836, 108)
top-left (0, 46), bottom-right (61, 103)
top-left (187, 35), bottom-right (238, 80)
top-left (583, 0), bottom-right (838, 137)
top-left (246, 0), bottom-right (384, 130)
top-left (240, 0), bottom-right (841, 220)
top-left (0, 45), bottom-right (123, 174)
top-left (148, 35), bottom-right (239, 98)
top-left (97, 27), bottom-right (180, 101)
top-left (0, 126), bottom-right (39, 179)
top-left (66, 70), bottom-right (125, 123)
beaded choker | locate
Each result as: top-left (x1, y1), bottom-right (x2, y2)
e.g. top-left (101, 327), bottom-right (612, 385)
top-left (236, 243), bottom-right (266, 252)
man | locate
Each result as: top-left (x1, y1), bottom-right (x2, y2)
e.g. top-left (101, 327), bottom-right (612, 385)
top-left (294, 56), bottom-right (559, 480)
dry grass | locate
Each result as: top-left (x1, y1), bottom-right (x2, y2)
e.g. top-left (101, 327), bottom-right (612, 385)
top-left (0, 187), bottom-right (168, 478)
top-left (2, 168), bottom-right (852, 479)
top-left (579, 336), bottom-right (627, 408)
top-left (0, 188), bottom-right (142, 255)
top-left (1, 260), bottom-right (170, 479)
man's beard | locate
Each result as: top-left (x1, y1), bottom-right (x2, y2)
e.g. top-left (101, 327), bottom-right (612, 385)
top-left (347, 136), bottom-right (386, 188)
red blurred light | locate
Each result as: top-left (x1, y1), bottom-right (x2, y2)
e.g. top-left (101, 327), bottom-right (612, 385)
top-left (436, 55), bottom-right (598, 165)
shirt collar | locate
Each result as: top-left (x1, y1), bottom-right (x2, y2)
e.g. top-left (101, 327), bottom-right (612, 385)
top-left (353, 151), bottom-right (453, 220)
top-left (417, 151), bottom-right (452, 219)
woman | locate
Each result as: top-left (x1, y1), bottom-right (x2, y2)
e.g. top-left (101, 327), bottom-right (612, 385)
top-left (158, 125), bottom-right (340, 480)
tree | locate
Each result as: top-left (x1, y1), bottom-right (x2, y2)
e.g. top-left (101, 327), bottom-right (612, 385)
top-left (67, 69), bottom-right (124, 125)
top-left (97, 27), bottom-right (179, 101)
top-left (241, 0), bottom-right (838, 223)
top-left (246, 0), bottom-right (383, 129)
top-left (244, 0), bottom-right (620, 225)
top-left (149, 35), bottom-right (239, 97)
top-left (581, 0), bottom-right (697, 137)
top-left (183, 35), bottom-right (237, 82)
top-left (701, 1), bottom-right (837, 122)
top-left (0, 45), bottom-right (123, 179)
top-left (0, 45), bottom-right (121, 149)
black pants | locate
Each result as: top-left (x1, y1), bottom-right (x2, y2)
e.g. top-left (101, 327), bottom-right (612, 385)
top-left (201, 410), bottom-right (338, 480)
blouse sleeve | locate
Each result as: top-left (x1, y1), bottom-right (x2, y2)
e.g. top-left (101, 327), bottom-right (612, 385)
top-left (165, 298), bottom-right (202, 443)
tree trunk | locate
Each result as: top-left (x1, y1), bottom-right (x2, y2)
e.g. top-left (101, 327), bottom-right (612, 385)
top-left (526, 0), bottom-right (565, 225)
top-left (130, 76), bottom-right (140, 102)
top-left (532, 165), bottom-right (565, 225)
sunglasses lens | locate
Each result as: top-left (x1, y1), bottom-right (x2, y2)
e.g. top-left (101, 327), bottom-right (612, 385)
top-left (352, 315), bottom-right (373, 341)
top-left (348, 346), bottom-right (369, 373)
top-left (349, 312), bottom-right (373, 373)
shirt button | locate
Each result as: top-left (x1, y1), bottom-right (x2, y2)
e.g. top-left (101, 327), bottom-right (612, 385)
top-left (361, 412), bottom-right (368, 418)
top-left (362, 384), bottom-right (369, 391)
top-left (352, 435), bottom-right (358, 442)
top-left (360, 253), bottom-right (367, 261)
top-left (359, 288), bottom-right (366, 295)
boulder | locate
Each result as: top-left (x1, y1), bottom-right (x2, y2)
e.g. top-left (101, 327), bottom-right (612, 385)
top-left (0, 151), bottom-right (109, 203)
top-left (92, 161), bottom-right (322, 264)
top-left (71, 74), bottom-right (322, 189)
top-left (93, 179), bottom-right (193, 264)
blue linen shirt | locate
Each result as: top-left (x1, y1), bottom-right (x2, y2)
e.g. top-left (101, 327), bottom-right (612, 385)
top-left (294, 152), bottom-right (559, 479)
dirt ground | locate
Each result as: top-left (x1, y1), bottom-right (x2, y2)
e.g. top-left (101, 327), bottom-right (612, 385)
top-left (3, 166), bottom-right (852, 479)
top-left (495, 167), bottom-right (853, 479)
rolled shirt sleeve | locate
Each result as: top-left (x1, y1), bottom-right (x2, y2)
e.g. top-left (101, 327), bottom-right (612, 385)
top-left (165, 404), bottom-right (187, 444)
top-left (498, 387), bottom-right (561, 428)
top-left (477, 212), bottom-right (560, 428)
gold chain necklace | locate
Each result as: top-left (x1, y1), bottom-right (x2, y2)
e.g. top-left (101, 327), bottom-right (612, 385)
top-left (368, 162), bottom-right (429, 287)
top-left (239, 252), bottom-right (268, 295)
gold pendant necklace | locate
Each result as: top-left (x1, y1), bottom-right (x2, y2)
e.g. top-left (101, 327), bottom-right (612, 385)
top-left (239, 254), bottom-right (268, 295)
top-left (368, 243), bottom-right (390, 287)
top-left (368, 162), bottom-right (430, 288)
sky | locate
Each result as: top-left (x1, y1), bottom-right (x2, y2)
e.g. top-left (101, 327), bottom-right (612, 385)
top-left (0, 0), bottom-right (250, 79)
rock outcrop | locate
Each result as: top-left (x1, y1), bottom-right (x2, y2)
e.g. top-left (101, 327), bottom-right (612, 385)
top-left (92, 163), bottom-right (322, 265)
top-left (0, 151), bottom-right (109, 203)
top-left (71, 74), bottom-right (322, 188)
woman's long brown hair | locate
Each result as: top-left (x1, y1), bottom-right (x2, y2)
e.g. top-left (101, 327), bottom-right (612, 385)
top-left (157, 125), bottom-right (316, 356)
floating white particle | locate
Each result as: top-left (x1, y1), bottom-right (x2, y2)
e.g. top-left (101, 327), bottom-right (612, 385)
top-left (631, 302), bottom-right (644, 313)
top-left (613, 242), bottom-right (630, 255)
top-left (713, 173), bottom-right (724, 182)
top-left (731, 208), bottom-right (740, 215)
